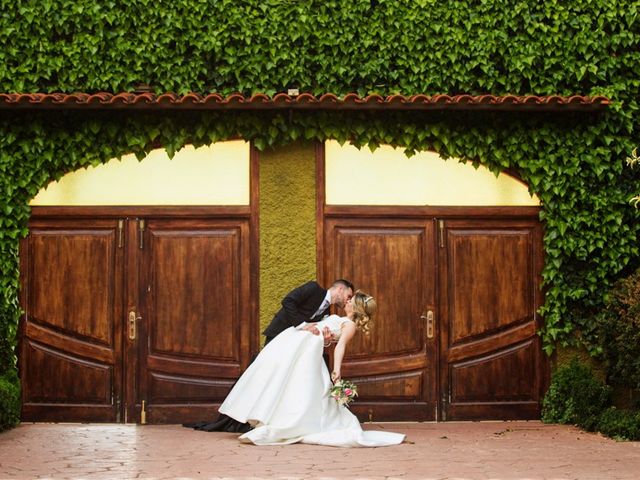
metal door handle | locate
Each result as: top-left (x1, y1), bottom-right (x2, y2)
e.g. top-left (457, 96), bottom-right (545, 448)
top-left (128, 310), bottom-right (140, 340)
top-left (421, 310), bottom-right (434, 339)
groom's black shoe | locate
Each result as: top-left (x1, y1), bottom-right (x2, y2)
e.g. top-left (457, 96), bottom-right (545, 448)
top-left (183, 413), bottom-right (252, 433)
top-left (183, 350), bottom-right (260, 433)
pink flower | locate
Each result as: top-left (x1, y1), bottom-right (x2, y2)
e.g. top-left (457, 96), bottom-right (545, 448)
top-left (329, 379), bottom-right (358, 407)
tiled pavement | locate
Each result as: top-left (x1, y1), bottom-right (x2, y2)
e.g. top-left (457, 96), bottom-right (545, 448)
top-left (1, 421), bottom-right (639, 480)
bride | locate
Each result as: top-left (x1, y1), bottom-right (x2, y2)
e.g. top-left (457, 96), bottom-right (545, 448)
top-left (218, 291), bottom-right (405, 447)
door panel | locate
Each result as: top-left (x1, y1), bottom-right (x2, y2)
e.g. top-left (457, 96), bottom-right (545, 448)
top-left (136, 218), bottom-right (251, 423)
top-left (439, 219), bottom-right (544, 420)
top-left (324, 218), bottom-right (436, 421)
top-left (20, 219), bottom-right (123, 422)
top-left (448, 231), bottom-right (533, 341)
top-left (150, 230), bottom-right (238, 358)
top-left (23, 342), bottom-right (112, 402)
top-left (29, 228), bottom-right (117, 343)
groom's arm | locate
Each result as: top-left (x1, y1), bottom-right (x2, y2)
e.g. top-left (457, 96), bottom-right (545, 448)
top-left (281, 281), bottom-right (320, 327)
top-left (300, 324), bottom-right (333, 344)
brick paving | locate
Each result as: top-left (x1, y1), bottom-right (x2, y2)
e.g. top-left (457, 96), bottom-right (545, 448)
top-left (0, 421), bottom-right (639, 480)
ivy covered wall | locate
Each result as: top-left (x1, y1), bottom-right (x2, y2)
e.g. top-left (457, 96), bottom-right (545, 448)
top-left (1, 0), bottom-right (640, 381)
top-left (1, 0), bottom-right (638, 97)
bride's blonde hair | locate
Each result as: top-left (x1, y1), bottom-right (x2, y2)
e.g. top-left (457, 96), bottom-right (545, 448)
top-left (351, 290), bottom-right (376, 334)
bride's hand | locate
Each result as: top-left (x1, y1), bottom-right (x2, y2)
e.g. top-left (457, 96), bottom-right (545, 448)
top-left (322, 327), bottom-right (333, 347)
top-left (331, 370), bottom-right (341, 383)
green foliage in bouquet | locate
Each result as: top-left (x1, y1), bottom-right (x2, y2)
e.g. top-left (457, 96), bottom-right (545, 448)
top-left (330, 380), bottom-right (358, 407)
top-left (542, 358), bottom-right (611, 431)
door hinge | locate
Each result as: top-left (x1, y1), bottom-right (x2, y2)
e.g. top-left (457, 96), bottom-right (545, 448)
top-left (141, 400), bottom-right (147, 425)
top-left (138, 219), bottom-right (146, 250)
top-left (115, 395), bottom-right (121, 423)
top-left (117, 219), bottom-right (124, 248)
top-left (438, 219), bottom-right (445, 248)
top-left (441, 392), bottom-right (448, 421)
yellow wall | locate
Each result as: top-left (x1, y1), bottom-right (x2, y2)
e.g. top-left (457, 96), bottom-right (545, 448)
top-left (30, 141), bottom-right (250, 205)
top-left (325, 140), bottom-right (539, 206)
top-left (259, 142), bottom-right (317, 334)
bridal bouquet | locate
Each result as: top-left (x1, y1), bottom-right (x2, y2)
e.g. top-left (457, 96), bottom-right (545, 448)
top-left (330, 379), bottom-right (358, 407)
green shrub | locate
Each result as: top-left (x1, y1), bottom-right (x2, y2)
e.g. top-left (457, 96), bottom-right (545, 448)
top-left (542, 358), bottom-right (611, 431)
top-left (595, 267), bottom-right (640, 389)
top-left (596, 407), bottom-right (640, 441)
top-left (0, 370), bottom-right (20, 432)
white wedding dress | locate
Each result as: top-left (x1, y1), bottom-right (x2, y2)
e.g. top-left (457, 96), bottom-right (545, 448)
top-left (218, 315), bottom-right (405, 447)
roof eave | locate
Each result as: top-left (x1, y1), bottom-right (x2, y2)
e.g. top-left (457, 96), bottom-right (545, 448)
top-left (0, 92), bottom-right (611, 111)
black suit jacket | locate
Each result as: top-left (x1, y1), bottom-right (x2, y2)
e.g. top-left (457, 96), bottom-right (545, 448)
top-left (262, 281), bottom-right (329, 340)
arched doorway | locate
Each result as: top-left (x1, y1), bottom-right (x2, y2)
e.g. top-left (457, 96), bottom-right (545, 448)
top-left (319, 141), bottom-right (546, 421)
top-left (19, 142), bottom-right (259, 423)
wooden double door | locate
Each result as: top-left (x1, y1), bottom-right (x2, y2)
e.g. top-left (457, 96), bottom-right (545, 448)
top-left (323, 211), bottom-right (546, 421)
top-left (20, 207), bottom-right (544, 423)
top-left (19, 208), bottom-right (254, 423)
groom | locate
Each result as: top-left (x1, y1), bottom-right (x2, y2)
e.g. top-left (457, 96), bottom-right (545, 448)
top-left (187, 278), bottom-right (354, 433)
top-left (263, 279), bottom-right (354, 345)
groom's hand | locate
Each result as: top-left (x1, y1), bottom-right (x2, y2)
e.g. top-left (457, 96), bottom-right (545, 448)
top-left (302, 324), bottom-right (320, 335)
top-left (301, 325), bottom-right (333, 346)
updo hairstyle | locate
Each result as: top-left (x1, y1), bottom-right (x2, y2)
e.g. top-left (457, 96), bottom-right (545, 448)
top-left (351, 290), bottom-right (376, 334)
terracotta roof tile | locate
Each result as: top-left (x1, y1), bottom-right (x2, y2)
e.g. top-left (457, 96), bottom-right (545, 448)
top-left (0, 92), bottom-right (610, 111)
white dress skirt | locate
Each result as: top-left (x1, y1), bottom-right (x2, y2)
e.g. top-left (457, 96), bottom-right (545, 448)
top-left (218, 315), bottom-right (405, 447)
